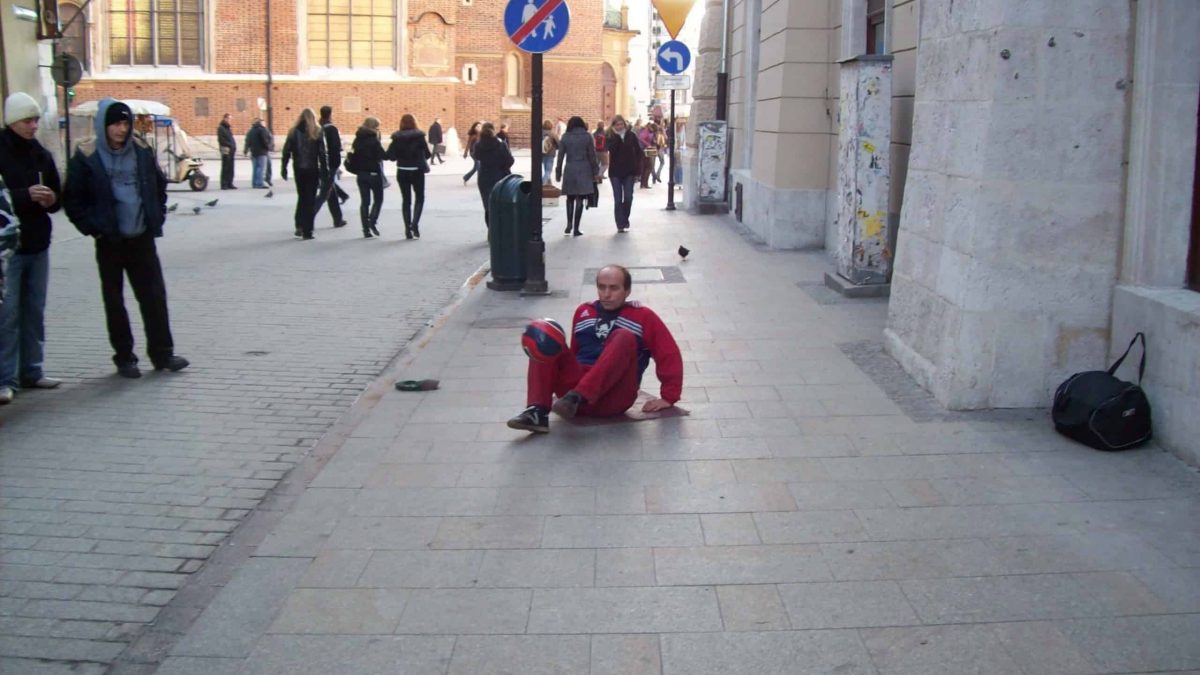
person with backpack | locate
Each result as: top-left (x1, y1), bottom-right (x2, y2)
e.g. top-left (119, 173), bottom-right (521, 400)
top-left (541, 119), bottom-right (559, 185)
top-left (594, 121), bottom-right (609, 179)
top-left (387, 113), bottom-right (432, 240)
top-left (348, 116), bottom-right (386, 238)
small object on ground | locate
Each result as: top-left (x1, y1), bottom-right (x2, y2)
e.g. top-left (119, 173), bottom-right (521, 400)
top-left (265, 190), bottom-right (274, 198)
top-left (678, 245), bottom-right (690, 259)
top-left (205, 199), bottom-right (219, 207)
top-left (192, 206), bottom-right (201, 215)
top-left (395, 379), bottom-right (440, 392)
top-left (167, 203), bottom-right (178, 213)
top-left (507, 405), bottom-right (549, 433)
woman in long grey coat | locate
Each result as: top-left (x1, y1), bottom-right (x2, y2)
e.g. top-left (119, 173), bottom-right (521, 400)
top-left (555, 116), bottom-right (600, 236)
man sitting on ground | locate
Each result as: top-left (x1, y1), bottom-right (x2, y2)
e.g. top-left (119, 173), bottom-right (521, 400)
top-left (508, 264), bottom-right (683, 433)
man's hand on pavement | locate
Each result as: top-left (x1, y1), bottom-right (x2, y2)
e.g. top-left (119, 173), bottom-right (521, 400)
top-left (642, 398), bottom-right (673, 413)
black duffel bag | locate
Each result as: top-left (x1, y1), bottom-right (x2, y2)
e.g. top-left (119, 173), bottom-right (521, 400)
top-left (1052, 332), bottom-right (1152, 451)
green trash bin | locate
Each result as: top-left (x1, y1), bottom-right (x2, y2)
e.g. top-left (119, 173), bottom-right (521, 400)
top-left (487, 174), bottom-right (530, 291)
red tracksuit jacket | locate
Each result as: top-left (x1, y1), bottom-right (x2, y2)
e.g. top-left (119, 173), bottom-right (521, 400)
top-left (569, 300), bottom-right (684, 403)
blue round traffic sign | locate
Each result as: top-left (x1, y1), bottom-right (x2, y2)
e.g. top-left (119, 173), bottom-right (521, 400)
top-left (505, 0), bottom-right (571, 54)
top-left (656, 40), bottom-right (691, 75)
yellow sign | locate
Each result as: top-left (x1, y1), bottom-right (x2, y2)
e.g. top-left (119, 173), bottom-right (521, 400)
top-left (653, 0), bottom-right (696, 39)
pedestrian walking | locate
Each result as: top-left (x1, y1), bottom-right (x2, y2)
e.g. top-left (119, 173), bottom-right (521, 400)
top-left (428, 117), bottom-right (445, 164)
top-left (555, 116), bottom-right (600, 237)
top-left (244, 117), bottom-right (272, 188)
top-left (0, 92), bottom-right (63, 404)
top-left (472, 122), bottom-right (514, 230)
top-left (462, 121), bottom-right (481, 184)
top-left (497, 123), bottom-right (511, 147)
top-left (280, 108), bottom-right (329, 240)
top-left (62, 98), bottom-right (189, 379)
top-left (541, 119), bottom-right (558, 184)
top-left (594, 121), bottom-right (609, 179)
top-left (638, 123), bottom-right (656, 189)
top-left (605, 115), bottom-right (642, 233)
top-left (217, 113), bottom-right (237, 189)
top-left (318, 106), bottom-right (349, 228)
top-left (554, 116), bottom-right (567, 140)
top-left (653, 124), bottom-right (668, 184)
top-left (386, 113), bottom-right (432, 240)
top-left (348, 116), bottom-right (386, 238)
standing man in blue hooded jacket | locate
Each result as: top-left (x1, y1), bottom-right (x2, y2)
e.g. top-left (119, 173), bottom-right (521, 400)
top-left (63, 98), bottom-right (188, 379)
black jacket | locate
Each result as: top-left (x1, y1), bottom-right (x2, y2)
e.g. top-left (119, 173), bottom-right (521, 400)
top-left (0, 128), bottom-right (61, 254)
top-left (386, 129), bottom-right (431, 169)
top-left (217, 121), bottom-right (236, 153)
top-left (63, 136), bottom-right (166, 240)
top-left (350, 128), bottom-right (386, 174)
top-left (428, 122), bottom-right (443, 145)
top-left (281, 124), bottom-right (328, 175)
top-left (606, 130), bottom-right (643, 179)
top-left (472, 136), bottom-right (514, 197)
top-left (322, 122), bottom-right (343, 165)
top-left (244, 124), bottom-right (272, 156)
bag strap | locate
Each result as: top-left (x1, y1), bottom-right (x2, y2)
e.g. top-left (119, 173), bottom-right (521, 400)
top-left (1107, 332), bottom-right (1146, 384)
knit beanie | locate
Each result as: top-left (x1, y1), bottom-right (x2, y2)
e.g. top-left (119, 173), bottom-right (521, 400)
top-left (104, 102), bottom-right (132, 127)
top-left (4, 92), bottom-right (42, 126)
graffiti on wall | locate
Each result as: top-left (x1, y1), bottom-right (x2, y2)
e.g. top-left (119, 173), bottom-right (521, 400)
top-left (835, 60), bottom-right (893, 285)
top-left (697, 121), bottom-right (728, 203)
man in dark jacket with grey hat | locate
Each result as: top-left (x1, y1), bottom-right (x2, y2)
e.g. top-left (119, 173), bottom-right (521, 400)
top-left (64, 98), bottom-right (188, 379)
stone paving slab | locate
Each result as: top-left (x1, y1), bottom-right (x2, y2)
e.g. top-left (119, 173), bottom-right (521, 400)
top-left (44, 182), bottom-right (1198, 674)
top-left (0, 163), bottom-right (490, 672)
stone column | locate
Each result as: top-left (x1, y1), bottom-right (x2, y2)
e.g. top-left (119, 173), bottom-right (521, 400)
top-left (884, 0), bottom-right (1132, 409)
top-left (829, 54), bottom-right (893, 292)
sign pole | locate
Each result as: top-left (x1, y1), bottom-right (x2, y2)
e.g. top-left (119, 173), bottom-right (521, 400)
top-left (666, 89), bottom-right (676, 211)
top-left (523, 52), bottom-right (549, 295)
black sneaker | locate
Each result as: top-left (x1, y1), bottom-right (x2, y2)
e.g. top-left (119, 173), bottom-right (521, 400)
top-left (116, 362), bottom-right (142, 379)
top-left (507, 405), bottom-right (550, 433)
top-left (153, 356), bottom-right (189, 372)
top-left (551, 390), bottom-right (585, 420)
top-left (333, 220), bottom-right (348, 228)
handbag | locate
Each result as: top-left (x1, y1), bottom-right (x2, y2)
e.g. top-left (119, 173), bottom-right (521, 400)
top-left (343, 150), bottom-right (359, 175)
top-left (1051, 332), bottom-right (1152, 451)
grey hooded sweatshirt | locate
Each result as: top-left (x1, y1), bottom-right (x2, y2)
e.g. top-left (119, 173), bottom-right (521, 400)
top-left (93, 99), bottom-right (145, 238)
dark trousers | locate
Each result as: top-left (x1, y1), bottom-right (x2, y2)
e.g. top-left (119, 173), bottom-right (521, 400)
top-left (396, 170), bottom-right (425, 233)
top-left (324, 181), bottom-right (345, 225)
top-left (610, 175), bottom-right (636, 229)
top-left (95, 234), bottom-right (174, 367)
top-left (220, 153), bottom-right (234, 188)
top-left (357, 173), bottom-right (384, 231)
top-left (294, 168), bottom-right (319, 236)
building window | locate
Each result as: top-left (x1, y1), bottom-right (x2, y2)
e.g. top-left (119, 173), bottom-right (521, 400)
top-left (60, 2), bottom-right (90, 71)
top-left (462, 63), bottom-right (478, 84)
top-left (109, 0), bottom-right (204, 67)
top-left (866, 0), bottom-right (886, 55)
top-left (308, 0), bottom-right (395, 69)
top-left (504, 53), bottom-right (521, 97)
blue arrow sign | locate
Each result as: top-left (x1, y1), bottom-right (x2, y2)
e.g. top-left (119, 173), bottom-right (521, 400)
top-left (656, 40), bottom-right (691, 75)
top-left (505, 0), bottom-right (571, 54)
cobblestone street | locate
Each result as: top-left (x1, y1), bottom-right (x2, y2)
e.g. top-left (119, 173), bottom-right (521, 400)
top-left (0, 160), bottom-right (491, 672)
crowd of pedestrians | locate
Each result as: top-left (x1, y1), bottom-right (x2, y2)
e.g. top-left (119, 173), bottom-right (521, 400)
top-left (0, 92), bottom-right (679, 402)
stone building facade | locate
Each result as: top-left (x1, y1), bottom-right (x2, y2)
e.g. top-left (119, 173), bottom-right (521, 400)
top-left (53, 0), bottom-right (637, 145)
top-left (691, 0), bottom-right (1200, 464)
